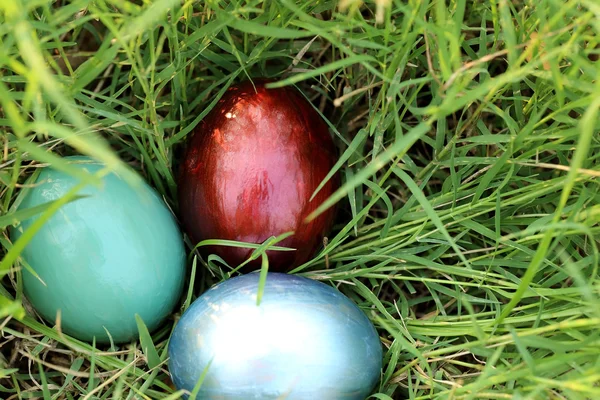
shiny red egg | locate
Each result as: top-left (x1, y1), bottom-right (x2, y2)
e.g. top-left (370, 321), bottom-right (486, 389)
top-left (177, 79), bottom-right (339, 271)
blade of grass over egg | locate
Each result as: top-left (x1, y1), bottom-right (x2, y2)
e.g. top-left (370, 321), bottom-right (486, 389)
top-left (0, 180), bottom-right (92, 278)
top-left (162, 391), bottom-right (189, 400)
top-left (191, 238), bottom-right (294, 259)
top-left (248, 232), bottom-right (296, 261)
top-left (26, 121), bottom-right (141, 187)
top-left (256, 254), bottom-right (269, 306)
top-left (0, 196), bottom-right (88, 230)
top-left (17, 142), bottom-right (102, 186)
top-left (189, 358), bottom-right (214, 400)
top-left (0, 236), bottom-right (45, 289)
top-left (229, 232), bottom-right (296, 275)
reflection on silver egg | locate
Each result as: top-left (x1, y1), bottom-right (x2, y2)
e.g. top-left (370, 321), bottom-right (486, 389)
top-left (168, 273), bottom-right (382, 399)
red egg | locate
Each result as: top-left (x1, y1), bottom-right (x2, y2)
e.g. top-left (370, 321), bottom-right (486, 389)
top-left (177, 79), bottom-right (339, 271)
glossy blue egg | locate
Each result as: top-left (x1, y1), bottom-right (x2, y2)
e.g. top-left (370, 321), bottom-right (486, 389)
top-left (11, 156), bottom-right (186, 344)
top-left (168, 272), bottom-right (382, 399)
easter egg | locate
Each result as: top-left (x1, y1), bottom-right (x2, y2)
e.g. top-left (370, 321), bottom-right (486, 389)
top-left (168, 272), bottom-right (382, 399)
top-left (11, 156), bottom-right (186, 344)
top-left (177, 78), bottom-right (339, 271)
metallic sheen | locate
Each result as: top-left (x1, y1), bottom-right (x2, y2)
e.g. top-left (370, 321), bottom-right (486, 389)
top-left (11, 156), bottom-right (186, 344)
top-left (177, 79), bottom-right (339, 271)
top-left (168, 273), bottom-right (382, 399)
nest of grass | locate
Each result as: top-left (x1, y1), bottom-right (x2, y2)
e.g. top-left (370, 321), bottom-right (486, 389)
top-left (1, 1), bottom-right (600, 399)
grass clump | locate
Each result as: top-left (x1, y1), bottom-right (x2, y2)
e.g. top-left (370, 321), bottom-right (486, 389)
top-left (1, 0), bottom-right (600, 399)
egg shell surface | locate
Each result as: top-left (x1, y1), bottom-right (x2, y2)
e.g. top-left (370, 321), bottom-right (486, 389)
top-left (11, 156), bottom-right (186, 344)
top-left (177, 78), bottom-right (340, 271)
top-left (168, 272), bottom-right (382, 399)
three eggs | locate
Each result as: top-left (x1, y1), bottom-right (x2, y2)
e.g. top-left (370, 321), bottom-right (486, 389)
top-left (11, 80), bottom-right (383, 398)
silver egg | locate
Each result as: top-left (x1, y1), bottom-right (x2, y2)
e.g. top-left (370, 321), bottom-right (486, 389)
top-left (168, 272), bottom-right (382, 399)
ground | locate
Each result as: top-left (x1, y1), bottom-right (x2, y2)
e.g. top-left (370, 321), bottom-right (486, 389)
top-left (1, 0), bottom-right (600, 399)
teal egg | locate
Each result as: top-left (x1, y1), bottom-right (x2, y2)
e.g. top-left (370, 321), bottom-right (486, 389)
top-left (11, 156), bottom-right (186, 344)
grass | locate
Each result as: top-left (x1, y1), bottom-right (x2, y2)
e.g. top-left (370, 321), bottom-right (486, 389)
top-left (1, 0), bottom-right (600, 398)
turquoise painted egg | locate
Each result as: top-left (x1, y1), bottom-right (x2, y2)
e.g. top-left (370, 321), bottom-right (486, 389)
top-left (11, 156), bottom-right (186, 344)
